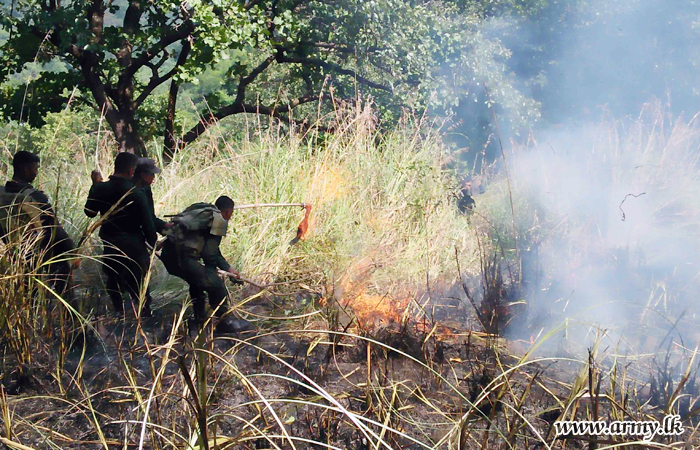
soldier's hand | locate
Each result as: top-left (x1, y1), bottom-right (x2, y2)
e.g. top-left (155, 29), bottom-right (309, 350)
top-left (71, 258), bottom-right (82, 270)
top-left (228, 268), bottom-right (245, 285)
top-left (91, 169), bottom-right (103, 184)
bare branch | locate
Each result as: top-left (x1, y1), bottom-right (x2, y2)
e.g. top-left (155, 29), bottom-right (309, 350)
top-left (298, 41), bottom-right (386, 54)
top-left (279, 55), bottom-right (392, 92)
top-left (136, 37), bottom-right (191, 108)
top-left (180, 93), bottom-right (318, 146)
top-left (124, 22), bottom-right (194, 78)
top-left (234, 54), bottom-right (276, 104)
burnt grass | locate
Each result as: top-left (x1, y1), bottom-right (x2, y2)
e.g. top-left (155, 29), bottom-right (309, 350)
top-left (1, 286), bottom-right (699, 450)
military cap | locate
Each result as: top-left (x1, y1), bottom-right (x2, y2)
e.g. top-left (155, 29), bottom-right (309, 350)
top-left (135, 158), bottom-right (161, 175)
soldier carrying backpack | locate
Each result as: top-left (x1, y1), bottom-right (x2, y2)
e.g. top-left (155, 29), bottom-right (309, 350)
top-left (1, 151), bottom-right (76, 297)
top-left (160, 196), bottom-right (252, 333)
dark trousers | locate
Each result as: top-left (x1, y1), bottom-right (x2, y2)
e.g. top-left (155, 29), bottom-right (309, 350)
top-left (43, 228), bottom-right (75, 298)
top-left (160, 240), bottom-right (228, 321)
top-left (101, 233), bottom-right (152, 313)
top-left (44, 259), bottom-right (71, 298)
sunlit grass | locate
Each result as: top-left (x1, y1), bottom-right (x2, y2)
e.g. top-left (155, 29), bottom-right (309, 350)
top-left (0, 102), bottom-right (699, 448)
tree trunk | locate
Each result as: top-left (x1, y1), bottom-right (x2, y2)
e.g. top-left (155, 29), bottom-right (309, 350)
top-left (112, 113), bottom-right (147, 156)
top-left (163, 80), bottom-right (179, 163)
top-left (163, 38), bottom-right (191, 164)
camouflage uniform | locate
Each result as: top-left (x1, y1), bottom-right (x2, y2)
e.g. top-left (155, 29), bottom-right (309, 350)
top-left (160, 207), bottom-right (233, 321)
top-left (3, 180), bottom-right (75, 295)
top-left (84, 176), bottom-right (156, 313)
top-left (136, 183), bottom-right (168, 233)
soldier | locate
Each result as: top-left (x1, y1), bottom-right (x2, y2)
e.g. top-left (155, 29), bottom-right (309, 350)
top-left (132, 158), bottom-right (170, 234)
top-left (160, 196), bottom-right (251, 333)
top-left (1, 151), bottom-right (76, 296)
top-left (457, 176), bottom-right (476, 214)
top-left (84, 152), bottom-right (157, 317)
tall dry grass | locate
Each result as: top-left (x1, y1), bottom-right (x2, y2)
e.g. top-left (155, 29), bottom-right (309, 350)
top-left (0, 101), bottom-right (699, 449)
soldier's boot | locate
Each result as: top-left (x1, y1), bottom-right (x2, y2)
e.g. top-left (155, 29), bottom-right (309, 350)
top-left (139, 289), bottom-right (154, 318)
top-left (215, 317), bottom-right (254, 334)
top-left (214, 307), bottom-right (254, 334)
top-left (105, 276), bottom-right (124, 315)
top-left (207, 283), bottom-right (253, 334)
top-left (190, 296), bottom-right (208, 331)
top-left (185, 306), bottom-right (211, 337)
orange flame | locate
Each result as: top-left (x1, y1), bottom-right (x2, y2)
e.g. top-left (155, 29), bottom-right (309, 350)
top-left (289, 203), bottom-right (312, 245)
top-left (344, 291), bottom-right (410, 329)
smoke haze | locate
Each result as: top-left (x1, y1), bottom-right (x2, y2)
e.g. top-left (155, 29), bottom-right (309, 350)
top-left (471, 0), bottom-right (700, 353)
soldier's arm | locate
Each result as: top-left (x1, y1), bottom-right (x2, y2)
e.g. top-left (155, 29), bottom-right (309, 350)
top-left (135, 191), bottom-right (157, 246)
top-left (154, 217), bottom-right (168, 234)
top-left (143, 186), bottom-right (168, 233)
top-left (29, 190), bottom-right (56, 226)
top-left (44, 194), bottom-right (76, 255)
top-left (47, 225), bottom-right (76, 255)
top-left (201, 235), bottom-right (231, 271)
top-left (84, 185), bottom-right (100, 218)
top-left (29, 190), bottom-right (76, 254)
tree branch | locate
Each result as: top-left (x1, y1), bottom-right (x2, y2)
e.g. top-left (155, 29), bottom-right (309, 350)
top-left (243, 0), bottom-right (265, 10)
top-left (279, 55), bottom-right (392, 92)
top-left (87, 0), bottom-right (105, 45)
top-left (163, 37), bottom-right (192, 160)
top-left (117, 0), bottom-right (143, 68)
top-left (122, 1), bottom-right (143, 36)
top-left (70, 45), bottom-right (123, 132)
top-left (234, 54), bottom-right (276, 104)
top-left (134, 67), bottom-right (177, 108)
top-left (124, 23), bottom-right (194, 79)
top-left (244, 92), bottom-right (317, 116)
top-left (180, 93), bottom-right (318, 147)
top-left (135, 42), bottom-right (188, 109)
top-left (298, 41), bottom-right (386, 54)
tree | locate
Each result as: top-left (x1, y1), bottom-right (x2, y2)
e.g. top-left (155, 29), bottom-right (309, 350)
top-left (0, 0), bottom-right (538, 158)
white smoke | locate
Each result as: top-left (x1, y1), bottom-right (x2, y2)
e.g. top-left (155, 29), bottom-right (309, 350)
top-left (485, 104), bottom-right (700, 354)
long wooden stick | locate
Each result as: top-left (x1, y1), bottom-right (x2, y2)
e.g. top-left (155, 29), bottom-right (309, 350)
top-left (164, 202), bottom-right (309, 217)
top-left (217, 270), bottom-right (266, 289)
top-left (233, 202), bottom-right (307, 210)
top-left (217, 270), bottom-right (315, 298)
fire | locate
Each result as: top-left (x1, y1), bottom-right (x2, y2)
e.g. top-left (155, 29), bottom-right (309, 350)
top-left (343, 290), bottom-right (411, 329)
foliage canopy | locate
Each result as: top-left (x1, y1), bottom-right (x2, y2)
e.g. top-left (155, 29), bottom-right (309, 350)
top-left (0, 0), bottom-right (537, 157)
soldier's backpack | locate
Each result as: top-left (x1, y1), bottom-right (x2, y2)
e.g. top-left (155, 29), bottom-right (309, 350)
top-left (0, 186), bottom-right (43, 247)
top-left (164, 202), bottom-right (228, 253)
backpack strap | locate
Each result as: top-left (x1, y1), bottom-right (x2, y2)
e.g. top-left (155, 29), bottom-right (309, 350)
top-left (0, 185), bottom-right (44, 241)
top-left (209, 210), bottom-right (227, 236)
top-left (12, 187), bottom-right (43, 227)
